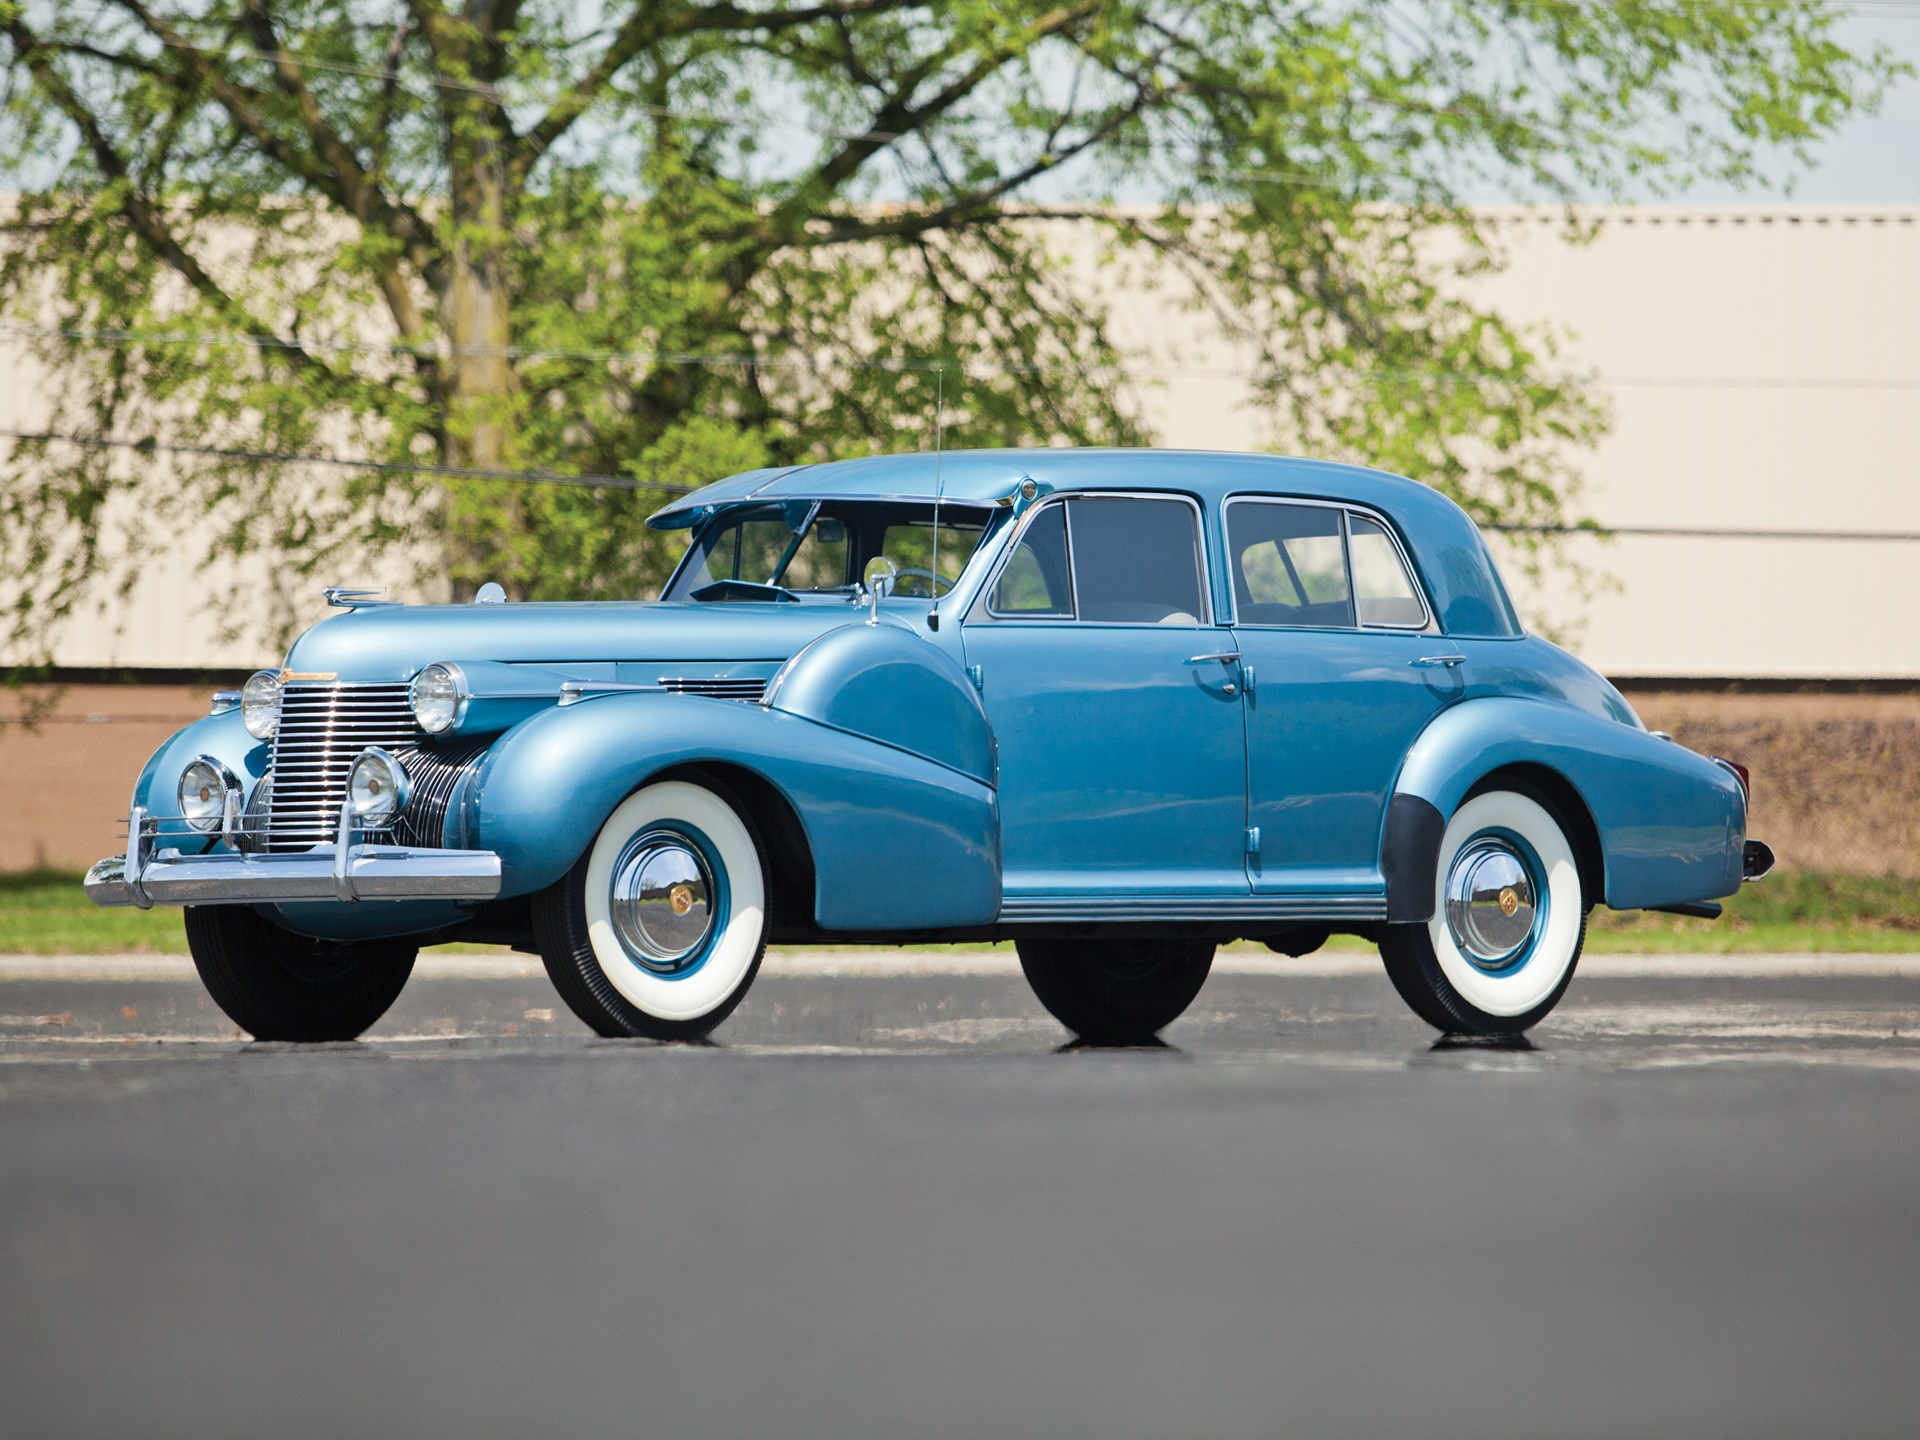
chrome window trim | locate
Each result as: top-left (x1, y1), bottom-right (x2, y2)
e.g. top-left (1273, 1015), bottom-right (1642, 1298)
top-left (1221, 494), bottom-right (1435, 633)
top-left (969, 490), bottom-right (1215, 627)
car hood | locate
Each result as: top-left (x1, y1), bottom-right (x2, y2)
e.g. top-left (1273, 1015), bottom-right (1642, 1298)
top-left (281, 600), bottom-right (873, 682)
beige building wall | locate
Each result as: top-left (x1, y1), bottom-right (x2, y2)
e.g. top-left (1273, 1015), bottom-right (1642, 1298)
top-left (4, 204), bottom-right (1916, 677)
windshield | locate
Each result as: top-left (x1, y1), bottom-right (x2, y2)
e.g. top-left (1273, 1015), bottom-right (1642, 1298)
top-left (664, 501), bottom-right (992, 601)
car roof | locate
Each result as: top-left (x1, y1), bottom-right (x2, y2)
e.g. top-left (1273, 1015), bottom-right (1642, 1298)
top-left (646, 447), bottom-right (1438, 526)
top-left (647, 447), bottom-right (1521, 637)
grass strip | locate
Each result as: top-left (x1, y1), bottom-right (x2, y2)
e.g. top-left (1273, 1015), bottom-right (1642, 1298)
top-left (3, 868), bottom-right (1915, 957)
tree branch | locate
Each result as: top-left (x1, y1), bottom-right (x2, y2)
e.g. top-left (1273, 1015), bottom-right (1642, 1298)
top-left (234, 0), bottom-right (448, 295)
top-left (803, 81), bottom-right (1159, 248)
top-left (759, 1), bottom-right (1101, 247)
top-left (508, 0), bottom-right (924, 190)
top-left (3, 16), bottom-right (337, 386)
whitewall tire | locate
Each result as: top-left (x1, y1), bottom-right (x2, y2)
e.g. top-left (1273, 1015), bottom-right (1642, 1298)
top-left (533, 780), bottom-right (768, 1039)
top-left (1380, 787), bottom-right (1587, 1036)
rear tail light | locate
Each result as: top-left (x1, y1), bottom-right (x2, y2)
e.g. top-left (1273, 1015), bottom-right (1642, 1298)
top-left (1712, 757), bottom-right (1750, 799)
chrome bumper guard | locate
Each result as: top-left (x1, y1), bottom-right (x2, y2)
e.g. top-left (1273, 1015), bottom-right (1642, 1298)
top-left (85, 803), bottom-right (501, 909)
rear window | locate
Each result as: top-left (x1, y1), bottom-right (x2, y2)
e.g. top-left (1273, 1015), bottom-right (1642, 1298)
top-left (1227, 502), bottom-right (1355, 628)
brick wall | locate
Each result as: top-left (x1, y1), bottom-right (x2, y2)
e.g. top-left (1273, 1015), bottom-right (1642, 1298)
top-left (5, 681), bottom-right (1915, 879)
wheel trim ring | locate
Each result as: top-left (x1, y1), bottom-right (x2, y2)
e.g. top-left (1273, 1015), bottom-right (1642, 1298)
top-left (1444, 832), bottom-right (1545, 974)
top-left (608, 828), bottom-right (721, 976)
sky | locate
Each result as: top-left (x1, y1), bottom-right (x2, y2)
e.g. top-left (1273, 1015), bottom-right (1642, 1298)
top-left (1686, 14), bottom-right (1920, 203)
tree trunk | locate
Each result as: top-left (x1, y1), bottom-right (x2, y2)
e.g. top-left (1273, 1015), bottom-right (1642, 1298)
top-left (429, 10), bottom-right (522, 599)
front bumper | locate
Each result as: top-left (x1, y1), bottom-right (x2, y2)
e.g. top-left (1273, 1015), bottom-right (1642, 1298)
top-left (85, 804), bottom-right (501, 909)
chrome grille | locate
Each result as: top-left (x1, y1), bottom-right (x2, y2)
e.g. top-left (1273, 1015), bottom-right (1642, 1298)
top-left (658, 676), bottom-right (766, 701)
top-left (266, 683), bottom-right (420, 850)
top-left (389, 739), bottom-right (491, 850)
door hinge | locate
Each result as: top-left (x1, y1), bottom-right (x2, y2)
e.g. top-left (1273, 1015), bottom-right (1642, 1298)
top-left (1241, 664), bottom-right (1255, 697)
top-left (1245, 826), bottom-right (1262, 857)
top-left (966, 663), bottom-right (984, 692)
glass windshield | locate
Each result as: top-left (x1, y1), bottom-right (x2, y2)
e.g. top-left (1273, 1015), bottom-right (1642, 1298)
top-left (665, 501), bottom-right (992, 601)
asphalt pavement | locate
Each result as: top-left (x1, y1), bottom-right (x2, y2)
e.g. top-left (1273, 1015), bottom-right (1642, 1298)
top-left (3, 948), bottom-right (1919, 1439)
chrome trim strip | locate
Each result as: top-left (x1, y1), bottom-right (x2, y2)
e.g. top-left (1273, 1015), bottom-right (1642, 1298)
top-left (82, 844), bottom-right (502, 908)
top-left (996, 893), bottom-right (1387, 922)
top-left (1220, 494), bottom-right (1436, 632)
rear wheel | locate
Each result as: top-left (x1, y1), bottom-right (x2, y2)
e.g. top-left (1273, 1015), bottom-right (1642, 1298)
top-left (184, 905), bottom-right (416, 1042)
top-left (533, 780), bottom-right (767, 1040)
top-left (1017, 937), bottom-right (1215, 1045)
top-left (1380, 787), bottom-right (1587, 1036)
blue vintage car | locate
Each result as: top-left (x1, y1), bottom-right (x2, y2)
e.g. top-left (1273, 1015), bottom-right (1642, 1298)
top-left (85, 449), bottom-right (1771, 1043)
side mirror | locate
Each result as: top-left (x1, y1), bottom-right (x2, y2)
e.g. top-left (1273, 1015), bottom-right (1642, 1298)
top-left (863, 557), bottom-right (899, 623)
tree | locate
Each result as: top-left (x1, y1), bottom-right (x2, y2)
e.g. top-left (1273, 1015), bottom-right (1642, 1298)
top-left (0, 1), bottom-right (1898, 648)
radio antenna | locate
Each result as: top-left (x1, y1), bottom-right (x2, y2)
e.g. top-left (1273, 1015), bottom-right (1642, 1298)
top-left (928, 365), bottom-right (946, 631)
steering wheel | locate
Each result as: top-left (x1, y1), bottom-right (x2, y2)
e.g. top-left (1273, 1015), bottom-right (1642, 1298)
top-left (890, 566), bottom-right (954, 599)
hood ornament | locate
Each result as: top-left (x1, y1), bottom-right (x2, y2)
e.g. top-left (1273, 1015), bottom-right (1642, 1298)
top-left (475, 582), bottom-right (506, 604)
top-left (322, 586), bottom-right (395, 609)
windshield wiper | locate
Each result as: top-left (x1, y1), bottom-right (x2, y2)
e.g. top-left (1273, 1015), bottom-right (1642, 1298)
top-left (689, 579), bottom-right (800, 604)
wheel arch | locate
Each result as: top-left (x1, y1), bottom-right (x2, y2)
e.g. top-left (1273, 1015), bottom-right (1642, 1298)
top-left (1466, 762), bottom-right (1605, 910)
top-left (649, 760), bottom-right (820, 935)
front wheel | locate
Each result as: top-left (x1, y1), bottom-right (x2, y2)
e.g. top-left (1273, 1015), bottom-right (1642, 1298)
top-left (533, 780), bottom-right (768, 1040)
top-left (1380, 788), bottom-right (1587, 1036)
top-left (184, 906), bottom-right (416, 1042)
top-left (1017, 937), bottom-right (1215, 1045)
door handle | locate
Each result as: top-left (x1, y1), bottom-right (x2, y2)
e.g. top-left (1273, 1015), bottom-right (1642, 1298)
top-left (1187, 652), bottom-right (1242, 666)
top-left (1411, 654), bottom-right (1467, 669)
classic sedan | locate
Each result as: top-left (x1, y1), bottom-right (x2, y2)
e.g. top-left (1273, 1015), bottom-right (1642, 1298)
top-left (85, 449), bottom-right (1772, 1044)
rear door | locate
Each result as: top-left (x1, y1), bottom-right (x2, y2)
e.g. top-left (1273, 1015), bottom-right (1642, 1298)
top-left (960, 494), bottom-right (1250, 908)
top-left (1225, 499), bottom-right (1460, 898)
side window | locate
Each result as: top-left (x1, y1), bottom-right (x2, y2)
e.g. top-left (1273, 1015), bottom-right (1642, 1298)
top-left (1228, 503), bottom-right (1354, 628)
top-left (986, 503), bottom-right (1074, 617)
top-left (1348, 515), bottom-right (1428, 628)
top-left (1066, 497), bottom-right (1207, 625)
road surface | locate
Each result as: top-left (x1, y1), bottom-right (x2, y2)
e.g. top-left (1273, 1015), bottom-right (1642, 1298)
top-left (3, 949), bottom-right (1918, 1438)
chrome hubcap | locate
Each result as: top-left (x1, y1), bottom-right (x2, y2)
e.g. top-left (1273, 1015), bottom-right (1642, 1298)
top-left (1444, 838), bottom-right (1538, 971)
top-left (609, 830), bottom-right (716, 974)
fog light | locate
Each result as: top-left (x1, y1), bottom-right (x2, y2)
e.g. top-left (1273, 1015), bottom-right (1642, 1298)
top-left (347, 747), bottom-right (410, 827)
top-left (178, 756), bottom-right (240, 833)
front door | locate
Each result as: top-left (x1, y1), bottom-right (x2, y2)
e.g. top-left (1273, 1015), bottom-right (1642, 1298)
top-left (1223, 499), bottom-right (1461, 896)
top-left (961, 494), bottom-right (1249, 908)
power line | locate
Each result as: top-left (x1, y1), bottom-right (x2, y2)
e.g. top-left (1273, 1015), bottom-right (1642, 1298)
top-left (5, 324), bottom-right (1919, 391)
top-left (0, 427), bottom-right (688, 494)
top-left (1490, 523), bottom-right (1920, 542)
top-left (5, 427), bottom-right (1918, 542)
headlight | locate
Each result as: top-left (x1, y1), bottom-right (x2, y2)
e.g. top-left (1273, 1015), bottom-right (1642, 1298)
top-left (347, 747), bottom-right (410, 827)
top-left (178, 756), bottom-right (240, 834)
top-left (241, 669), bottom-right (283, 740)
top-left (409, 662), bottom-right (468, 734)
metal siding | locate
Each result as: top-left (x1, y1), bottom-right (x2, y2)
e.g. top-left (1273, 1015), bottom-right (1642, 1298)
top-left (8, 206), bottom-right (1916, 677)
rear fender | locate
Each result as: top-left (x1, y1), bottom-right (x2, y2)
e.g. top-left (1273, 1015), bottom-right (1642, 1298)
top-left (467, 693), bottom-right (1000, 929)
top-left (1391, 697), bottom-right (1745, 911)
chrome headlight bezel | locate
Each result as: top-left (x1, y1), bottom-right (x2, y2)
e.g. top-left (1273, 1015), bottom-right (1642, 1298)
top-left (409, 662), bottom-right (469, 735)
top-left (346, 747), bottom-right (411, 827)
top-left (241, 669), bottom-right (283, 740)
top-left (177, 755), bottom-right (241, 834)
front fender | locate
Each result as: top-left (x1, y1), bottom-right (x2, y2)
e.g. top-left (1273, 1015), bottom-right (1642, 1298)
top-left (1393, 697), bottom-right (1745, 911)
top-left (467, 693), bottom-right (1000, 929)
top-left (130, 709), bottom-right (273, 847)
